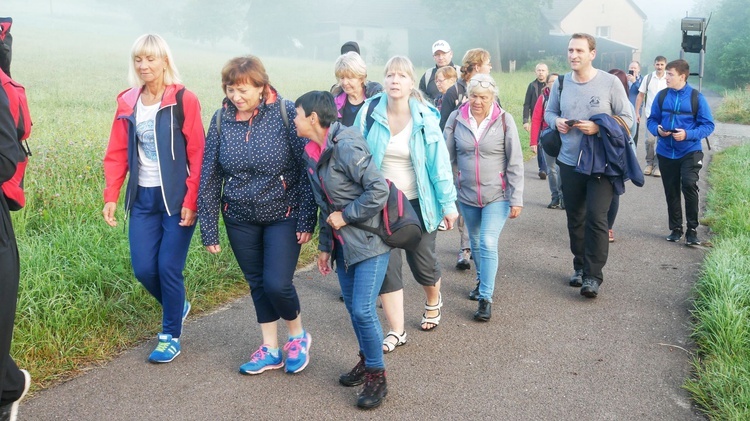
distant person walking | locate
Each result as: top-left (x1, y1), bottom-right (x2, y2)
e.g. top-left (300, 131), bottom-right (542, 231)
top-left (444, 74), bottom-right (524, 321)
top-left (331, 52), bottom-right (382, 127)
top-left (530, 73), bottom-right (564, 209)
top-left (297, 91), bottom-right (391, 409)
top-left (102, 34), bottom-right (205, 363)
top-left (356, 56), bottom-right (458, 352)
top-left (419, 40), bottom-right (460, 104)
top-left (647, 59), bottom-right (715, 246)
top-left (198, 55), bottom-right (317, 375)
top-left (523, 63), bottom-right (550, 179)
top-left (544, 33), bottom-right (634, 298)
top-left (636, 56), bottom-right (668, 176)
top-left (0, 17), bottom-right (32, 421)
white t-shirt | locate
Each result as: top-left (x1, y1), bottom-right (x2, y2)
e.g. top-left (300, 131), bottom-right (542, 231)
top-left (639, 71), bottom-right (668, 119)
top-left (380, 119), bottom-right (418, 200)
top-left (135, 98), bottom-right (161, 187)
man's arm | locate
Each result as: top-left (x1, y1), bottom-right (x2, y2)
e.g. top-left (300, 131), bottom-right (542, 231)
top-left (522, 83), bottom-right (534, 125)
top-left (611, 78), bottom-right (634, 129)
top-left (635, 92), bottom-right (645, 123)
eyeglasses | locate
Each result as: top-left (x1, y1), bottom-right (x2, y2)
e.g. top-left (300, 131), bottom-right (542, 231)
top-left (469, 80), bottom-right (496, 89)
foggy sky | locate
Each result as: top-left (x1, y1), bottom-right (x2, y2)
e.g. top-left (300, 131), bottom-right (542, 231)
top-left (633, 0), bottom-right (698, 23)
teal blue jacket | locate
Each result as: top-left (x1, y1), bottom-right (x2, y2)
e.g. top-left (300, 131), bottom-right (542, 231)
top-left (354, 93), bottom-right (457, 233)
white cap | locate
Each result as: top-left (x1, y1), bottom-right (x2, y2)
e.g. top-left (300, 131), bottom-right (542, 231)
top-left (432, 40), bottom-right (451, 54)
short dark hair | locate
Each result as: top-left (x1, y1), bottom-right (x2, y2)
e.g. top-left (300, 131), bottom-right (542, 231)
top-left (295, 91), bottom-right (337, 128)
top-left (547, 72), bottom-right (559, 82)
top-left (570, 33), bottom-right (596, 51)
top-left (222, 55), bottom-right (268, 94)
top-left (666, 59), bottom-right (690, 79)
top-left (655, 55), bottom-right (667, 63)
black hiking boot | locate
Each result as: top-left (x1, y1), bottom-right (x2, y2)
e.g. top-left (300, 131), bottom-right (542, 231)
top-left (357, 368), bottom-right (387, 409)
top-left (339, 352), bottom-right (366, 387)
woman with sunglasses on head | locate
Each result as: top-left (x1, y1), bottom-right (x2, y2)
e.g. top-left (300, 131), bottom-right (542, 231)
top-left (444, 73), bottom-right (524, 322)
top-left (355, 56), bottom-right (458, 353)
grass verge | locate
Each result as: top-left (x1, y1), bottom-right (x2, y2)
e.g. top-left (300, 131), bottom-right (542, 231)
top-left (714, 89), bottom-right (750, 125)
top-left (684, 143), bottom-right (750, 419)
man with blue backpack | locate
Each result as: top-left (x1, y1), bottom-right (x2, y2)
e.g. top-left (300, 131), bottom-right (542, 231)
top-left (647, 59), bottom-right (715, 246)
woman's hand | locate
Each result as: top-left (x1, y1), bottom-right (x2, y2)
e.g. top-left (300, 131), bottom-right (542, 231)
top-left (326, 211), bottom-right (347, 230)
top-left (317, 252), bottom-right (332, 276)
top-left (102, 202), bottom-right (118, 227)
top-left (442, 212), bottom-right (459, 230)
top-left (297, 232), bottom-right (312, 244)
top-left (179, 207), bottom-right (197, 227)
top-left (509, 206), bottom-right (522, 219)
top-left (205, 245), bottom-right (221, 254)
top-left (530, 145), bottom-right (538, 154)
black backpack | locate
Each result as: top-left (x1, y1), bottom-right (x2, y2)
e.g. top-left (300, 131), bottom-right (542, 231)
top-left (656, 88), bottom-right (711, 150)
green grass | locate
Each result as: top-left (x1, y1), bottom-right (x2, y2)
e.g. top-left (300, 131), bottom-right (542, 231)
top-left (7, 19), bottom-right (538, 389)
top-left (714, 89), bottom-right (750, 125)
top-left (684, 144), bottom-right (750, 419)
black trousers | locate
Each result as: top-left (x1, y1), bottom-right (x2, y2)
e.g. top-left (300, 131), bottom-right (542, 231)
top-left (658, 151), bottom-right (703, 231)
top-left (558, 162), bottom-right (614, 283)
top-left (1, 199), bottom-right (24, 406)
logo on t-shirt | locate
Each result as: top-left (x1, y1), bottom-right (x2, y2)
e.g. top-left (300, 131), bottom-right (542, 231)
top-left (589, 96), bottom-right (601, 107)
top-left (136, 120), bottom-right (157, 161)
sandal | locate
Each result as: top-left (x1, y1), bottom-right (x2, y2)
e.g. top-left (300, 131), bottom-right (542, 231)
top-left (382, 330), bottom-right (407, 354)
top-left (421, 293), bottom-right (443, 331)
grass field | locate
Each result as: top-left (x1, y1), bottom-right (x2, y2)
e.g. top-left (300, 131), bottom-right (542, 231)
top-left (8, 18), bottom-right (537, 388)
top-left (683, 143), bottom-right (750, 419)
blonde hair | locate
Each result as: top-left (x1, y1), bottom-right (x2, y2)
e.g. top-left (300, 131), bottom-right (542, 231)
top-left (436, 66), bottom-right (458, 81)
top-left (334, 52), bottom-right (367, 81)
top-left (460, 48), bottom-right (490, 82)
top-left (127, 34), bottom-right (181, 88)
top-left (383, 55), bottom-right (425, 103)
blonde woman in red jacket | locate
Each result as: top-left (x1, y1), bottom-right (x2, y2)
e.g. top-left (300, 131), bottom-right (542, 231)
top-left (102, 34), bottom-right (205, 364)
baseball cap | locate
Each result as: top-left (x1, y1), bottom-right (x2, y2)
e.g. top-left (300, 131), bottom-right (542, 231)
top-left (432, 40), bottom-right (450, 54)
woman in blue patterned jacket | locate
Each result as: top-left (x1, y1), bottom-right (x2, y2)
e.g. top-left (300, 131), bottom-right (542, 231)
top-left (198, 55), bottom-right (317, 376)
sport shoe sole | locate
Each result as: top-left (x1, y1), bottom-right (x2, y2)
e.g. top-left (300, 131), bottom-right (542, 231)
top-left (3, 369), bottom-right (31, 421)
top-left (239, 361), bottom-right (284, 375)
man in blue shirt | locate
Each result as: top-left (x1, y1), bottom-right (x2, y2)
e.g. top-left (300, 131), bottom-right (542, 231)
top-left (647, 59), bottom-right (715, 246)
top-left (626, 61), bottom-right (642, 145)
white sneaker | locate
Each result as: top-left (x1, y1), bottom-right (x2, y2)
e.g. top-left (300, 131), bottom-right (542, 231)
top-left (0, 369), bottom-right (30, 421)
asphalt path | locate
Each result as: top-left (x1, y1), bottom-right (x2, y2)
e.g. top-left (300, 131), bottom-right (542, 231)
top-left (22, 93), bottom-right (745, 420)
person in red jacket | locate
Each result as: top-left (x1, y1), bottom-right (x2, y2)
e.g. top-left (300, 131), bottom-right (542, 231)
top-left (102, 34), bottom-right (205, 364)
top-left (0, 17), bottom-right (32, 421)
top-left (530, 73), bottom-right (563, 209)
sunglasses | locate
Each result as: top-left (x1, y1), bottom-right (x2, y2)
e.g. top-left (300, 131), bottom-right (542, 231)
top-left (469, 80), bottom-right (496, 89)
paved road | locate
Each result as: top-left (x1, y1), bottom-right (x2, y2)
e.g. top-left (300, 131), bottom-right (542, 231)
top-left (21, 101), bottom-right (745, 420)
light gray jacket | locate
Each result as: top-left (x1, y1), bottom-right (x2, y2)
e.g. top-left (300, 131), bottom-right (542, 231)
top-left (444, 103), bottom-right (524, 208)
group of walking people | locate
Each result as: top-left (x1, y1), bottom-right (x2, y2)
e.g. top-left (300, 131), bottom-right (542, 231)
top-left (1, 27), bottom-right (714, 417)
top-left (98, 34), bottom-right (525, 410)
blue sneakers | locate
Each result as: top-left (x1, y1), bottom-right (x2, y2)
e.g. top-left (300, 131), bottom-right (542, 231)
top-left (148, 333), bottom-right (181, 363)
top-left (239, 345), bottom-right (284, 375)
top-left (283, 331), bottom-right (311, 374)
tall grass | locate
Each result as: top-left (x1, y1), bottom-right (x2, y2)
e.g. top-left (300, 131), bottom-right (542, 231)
top-left (8, 18), bottom-right (538, 388)
top-left (684, 144), bottom-right (750, 419)
top-left (714, 89), bottom-right (750, 125)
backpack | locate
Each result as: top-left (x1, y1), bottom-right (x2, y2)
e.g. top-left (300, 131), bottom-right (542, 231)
top-left (0, 18), bottom-right (32, 211)
top-left (656, 88), bottom-right (711, 150)
top-left (351, 179), bottom-right (422, 251)
top-left (215, 97), bottom-right (290, 137)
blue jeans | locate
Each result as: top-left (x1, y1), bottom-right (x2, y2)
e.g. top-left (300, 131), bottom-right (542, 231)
top-left (129, 186), bottom-right (195, 338)
top-left (336, 249), bottom-right (389, 369)
top-left (544, 151), bottom-right (562, 202)
top-left (537, 148), bottom-right (548, 174)
top-left (459, 201), bottom-right (511, 302)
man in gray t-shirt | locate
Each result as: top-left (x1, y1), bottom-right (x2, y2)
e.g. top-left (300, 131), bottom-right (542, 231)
top-left (544, 33), bottom-right (633, 299)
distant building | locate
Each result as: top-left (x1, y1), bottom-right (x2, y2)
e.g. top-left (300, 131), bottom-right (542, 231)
top-left (541, 0), bottom-right (647, 67)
